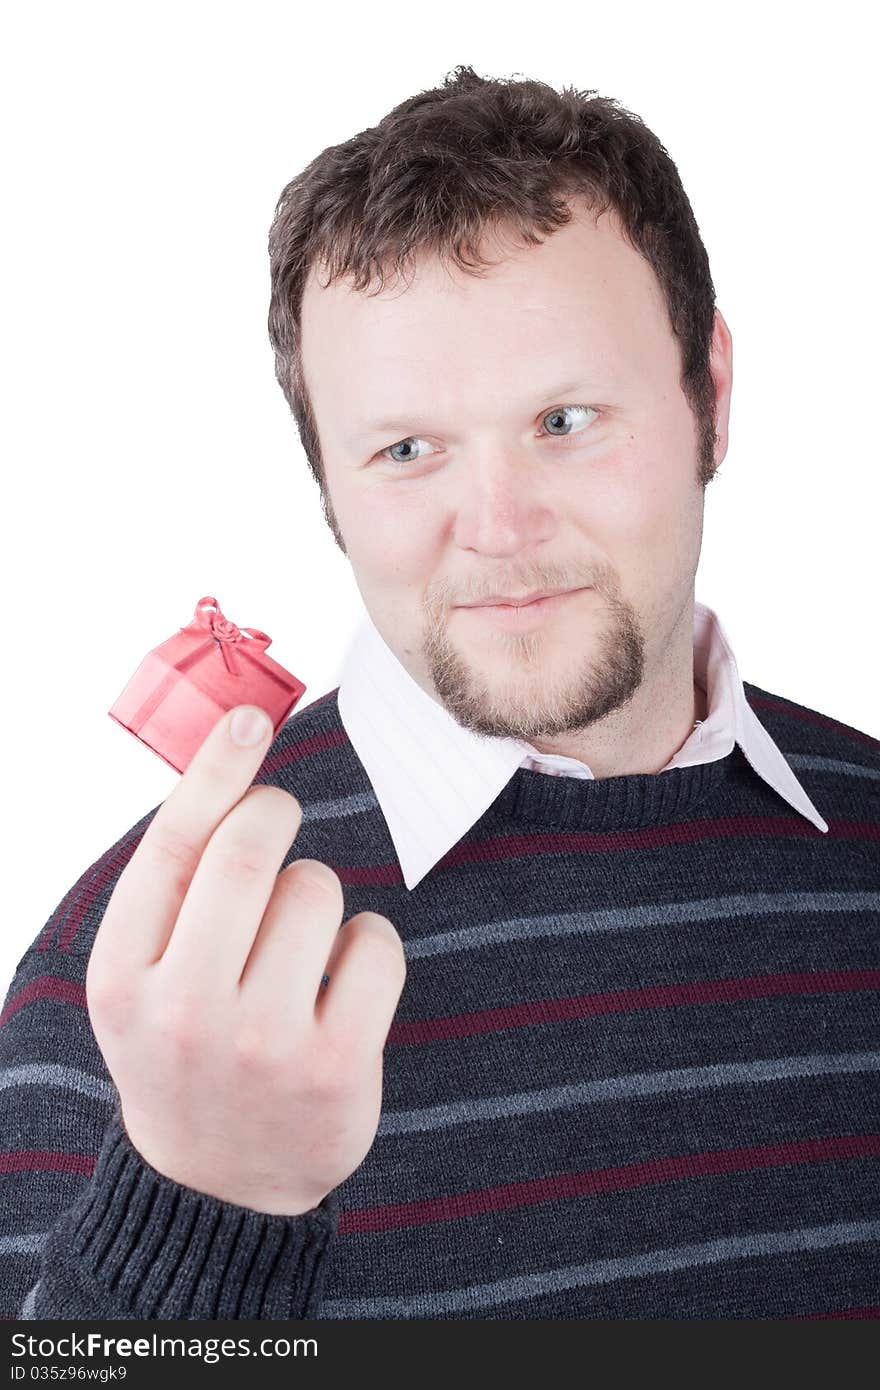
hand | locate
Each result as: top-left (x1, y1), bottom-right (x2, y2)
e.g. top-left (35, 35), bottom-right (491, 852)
top-left (85, 703), bottom-right (407, 1215)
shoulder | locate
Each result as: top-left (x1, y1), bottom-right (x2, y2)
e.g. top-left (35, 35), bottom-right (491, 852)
top-left (742, 679), bottom-right (880, 838)
top-left (742, 679), bottom-right (880, 771)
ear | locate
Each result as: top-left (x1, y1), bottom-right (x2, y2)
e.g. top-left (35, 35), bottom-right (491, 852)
top-left (709, 308), bottom-right (733, 468)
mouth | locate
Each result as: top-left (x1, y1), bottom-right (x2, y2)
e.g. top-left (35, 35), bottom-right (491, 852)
top-left (455, 587), bottom-right (591, 628)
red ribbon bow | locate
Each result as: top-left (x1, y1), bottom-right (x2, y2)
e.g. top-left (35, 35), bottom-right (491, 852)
top-left (189, 595), bottom-right (271, 677)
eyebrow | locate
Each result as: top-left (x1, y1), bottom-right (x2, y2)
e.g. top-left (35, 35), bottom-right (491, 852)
top-left (349, 378), bottom-right (606, 442)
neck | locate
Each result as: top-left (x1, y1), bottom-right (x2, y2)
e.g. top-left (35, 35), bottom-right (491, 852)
top-left (527, 599), bottom-right (700, 778)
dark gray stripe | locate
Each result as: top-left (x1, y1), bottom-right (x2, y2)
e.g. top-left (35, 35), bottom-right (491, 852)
top-left (403, 891), bottom-right (880, 960)
top-left (0, 1233), bottom-right (46, 1256)
top-left (300, 791), bottom-right (378, 821)
top-left (5, 1052), bottom-right (879, 1145)
top-left (0, 1065), bottom-right (115, 1103)
top-left (279, 752), bottom-right (875, 830)
top-left (786, 753), bottom-right (880, 781)
top-left (322, 1218), bottom-right (880, 1318)
top-left (378, 1051), bottom-right (880, 1136)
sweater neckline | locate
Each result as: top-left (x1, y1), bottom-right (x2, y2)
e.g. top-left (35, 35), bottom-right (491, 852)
top-left (491, 747), bottom-right (741, 833)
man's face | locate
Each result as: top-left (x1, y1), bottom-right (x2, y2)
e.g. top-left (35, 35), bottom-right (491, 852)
top-left (299, 202), bottom-right (731, 742)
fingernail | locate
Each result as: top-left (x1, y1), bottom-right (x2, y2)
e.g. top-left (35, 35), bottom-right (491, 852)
top-left (230, 706), bottom-right (271, 747)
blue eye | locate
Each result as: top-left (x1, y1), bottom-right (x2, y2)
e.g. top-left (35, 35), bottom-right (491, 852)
top-left (378, 403), bottom-right (600, 471)
top-left (540, 404), bottom-right (599, 438)
top-left (382, 436), bottom-right (435, 466)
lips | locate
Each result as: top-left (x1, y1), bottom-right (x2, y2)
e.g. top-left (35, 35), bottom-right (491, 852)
top-left (461, 588), bottom-right (573, 608)
top-left (456, 587), bottom-right (590, 627)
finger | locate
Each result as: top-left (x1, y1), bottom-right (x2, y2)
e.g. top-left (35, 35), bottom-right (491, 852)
top-left (236, 858), bottom-right (346, 1019)
top-left (316, 910), bottom-right (350, 994)
top-left (157, 785), bottom-right (307, 991)
top-left (317, 913), bottom-right (407, 1055)
top-left (93, 704), bottom-right (286, 977)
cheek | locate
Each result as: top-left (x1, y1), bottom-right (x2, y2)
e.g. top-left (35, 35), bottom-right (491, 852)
top-left (579, 438), bottom-right (671, 538)
top-left (587, 432), bottom-right (700, 588)
top-left (341, 480), bottom-right (440, 579)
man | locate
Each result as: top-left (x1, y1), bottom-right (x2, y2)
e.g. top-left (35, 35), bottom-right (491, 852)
top-left (2, 65), bottom-right (878, 1320)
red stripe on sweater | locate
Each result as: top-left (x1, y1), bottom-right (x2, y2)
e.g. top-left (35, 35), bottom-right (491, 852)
top-left (0, 976), bottom-right (87, 1029)
top-left (4, 970), bottom-right (877, 1040)
top-left (0, 1151), bottom-right (94, 1177)
top-left (56, 833), bottom-right (144, 954)
top-left (37, 818), bottom-right (151, 955)
top-left (35, 878), bottom-right (83, 953)
top-left (436, 816), bottom-right (876, 873)
top-left (4, 1135), bottom-right (874, 1230)
top-left (3, 1134), bottom-right (873, 1234)
top-left (259, 724), bottom-right (350, 778)
top-left (747, 692), bottom-right (880, 750)
top-left (58, 815), bottom-right (851, 927)
top-left (389, 970), bottom-right (880, 1044)
top-left (324, 815), bottom-right (877, 885)
top-left (339, 1134), bottom-right (880, 1234)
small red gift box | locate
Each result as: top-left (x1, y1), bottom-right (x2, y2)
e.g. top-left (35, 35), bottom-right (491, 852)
top-left (108, 595), bottom-right (307, 773)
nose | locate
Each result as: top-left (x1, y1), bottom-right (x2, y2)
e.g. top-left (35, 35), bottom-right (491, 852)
top-left (452, 449), bottom-right (558, 557)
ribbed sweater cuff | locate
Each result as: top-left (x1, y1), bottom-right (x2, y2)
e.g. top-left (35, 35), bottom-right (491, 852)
top-left (51, 1105), bottom-right (340, 1320)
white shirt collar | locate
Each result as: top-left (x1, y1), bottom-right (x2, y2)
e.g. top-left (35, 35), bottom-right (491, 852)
top-left (337, 599), bottom-right (829, 890)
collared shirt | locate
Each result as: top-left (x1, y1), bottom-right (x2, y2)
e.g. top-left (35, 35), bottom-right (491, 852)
top-left (337, 600), bottom-right (830, 890)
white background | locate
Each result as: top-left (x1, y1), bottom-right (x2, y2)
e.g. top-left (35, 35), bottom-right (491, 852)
top-left (2, 1), bottom-right (877, 989)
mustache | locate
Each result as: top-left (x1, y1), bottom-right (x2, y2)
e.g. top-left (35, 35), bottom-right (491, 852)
top-left (432, 578), bottom-right (596, 608)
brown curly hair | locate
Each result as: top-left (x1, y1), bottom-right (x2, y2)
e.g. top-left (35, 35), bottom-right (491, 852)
top-left (267, 64), bottom-right (719, 543)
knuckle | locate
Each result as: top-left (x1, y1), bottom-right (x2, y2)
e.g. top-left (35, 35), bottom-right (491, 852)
top-left (287, 858), bottom-right (344, 910)
top-left (212, 827), bottom-right (274, 881)
top-left (85, 953), bottom-right (111, 1006)
top-left (123, 817), bottom-right (200, 906)
top-left (356, 913), bottom-right (407, 972)
top-left (86, 961), bottom-right (136, 1029)
top-left (246, 784), bottom-right (303, 824)
top-left (209, 788), bottom-right (302, 882)
top-left (141, 822), bottom-right (202, 898)
top-left (155, 992), bottom-right (206, 1056)
top-left (303, 1031), bottom-right (356, 1098)
top-left (232, 1019), bottom-right (289, 1076)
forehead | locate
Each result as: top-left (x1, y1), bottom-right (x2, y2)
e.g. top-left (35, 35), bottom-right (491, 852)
top-left (299, 203), bottom-right (675, 431)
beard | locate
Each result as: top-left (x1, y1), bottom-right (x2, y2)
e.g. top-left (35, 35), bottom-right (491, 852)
top-left (421, 583), bottom-right (645, 742)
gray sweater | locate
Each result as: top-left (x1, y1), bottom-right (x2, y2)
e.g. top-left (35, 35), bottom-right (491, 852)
top-left (2, 684), bottom-right (879, 1318)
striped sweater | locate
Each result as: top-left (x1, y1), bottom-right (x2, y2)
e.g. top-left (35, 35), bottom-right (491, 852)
top-left (2, 682), bottom-right (879, 1319)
